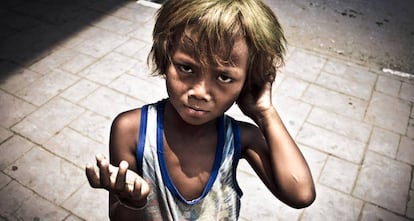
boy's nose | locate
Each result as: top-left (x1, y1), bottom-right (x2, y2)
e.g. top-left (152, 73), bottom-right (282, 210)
top-left (188, 78), bottom-right (212, 102)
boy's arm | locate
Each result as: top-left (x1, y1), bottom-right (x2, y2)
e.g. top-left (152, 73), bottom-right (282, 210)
top-left (237, 82), bottom-right (315, 209)
top-left (85, 109), bottom-right (150, 220)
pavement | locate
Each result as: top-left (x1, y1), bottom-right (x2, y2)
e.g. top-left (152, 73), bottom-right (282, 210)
top-left (263, 0), bottom-right (414, 74)
top-left (0, 0), bottom-right (413, 220)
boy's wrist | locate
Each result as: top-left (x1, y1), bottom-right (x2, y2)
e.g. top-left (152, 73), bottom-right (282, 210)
top-left (252, 107), bottom-right (279, 129)
top-left (117, 197), bottom-right (148, 210)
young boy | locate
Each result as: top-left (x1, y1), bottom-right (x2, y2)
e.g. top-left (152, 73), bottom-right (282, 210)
top-left (86, 0), bottom-right (315, 220)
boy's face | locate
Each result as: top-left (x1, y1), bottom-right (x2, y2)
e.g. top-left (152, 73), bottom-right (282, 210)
top-left (165, 38), bottom-right (248, 125)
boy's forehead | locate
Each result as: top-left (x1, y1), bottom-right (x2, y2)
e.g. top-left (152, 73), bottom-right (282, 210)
top-left (175, 34), bottom-right (249, 66)
top-left (230, 39), bottom-right (249, 62)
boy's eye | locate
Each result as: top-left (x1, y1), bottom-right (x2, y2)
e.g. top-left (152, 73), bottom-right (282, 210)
top-left (217, 74), bottom-right (233, 83)
top-left (177, 64), bottom-right (193, 73)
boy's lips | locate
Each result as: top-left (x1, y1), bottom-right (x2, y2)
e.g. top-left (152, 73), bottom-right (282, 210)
top-left (184, 105), bottom-right (209, 116)
top-left (186, 105), bottom-right (208, 112)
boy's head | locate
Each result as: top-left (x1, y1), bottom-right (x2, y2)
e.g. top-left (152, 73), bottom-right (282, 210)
top-left (149, 0), bottom-right (286, 98)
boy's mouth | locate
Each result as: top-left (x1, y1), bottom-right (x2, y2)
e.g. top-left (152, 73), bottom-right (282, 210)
top-left (185, 105), bottom-right (209, 115)
top-left (187, 105), bottom-right (207, 112)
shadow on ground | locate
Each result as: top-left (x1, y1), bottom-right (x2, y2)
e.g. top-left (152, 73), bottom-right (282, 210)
top-left (0, 0), bottom-right (135, 81)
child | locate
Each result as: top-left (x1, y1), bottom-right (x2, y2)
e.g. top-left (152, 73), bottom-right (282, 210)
top-left (86, 0), bottom-right (315, 220)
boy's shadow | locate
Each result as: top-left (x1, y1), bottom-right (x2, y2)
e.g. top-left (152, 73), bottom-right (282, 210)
top-left (0, 0), bottom-right (132, 81)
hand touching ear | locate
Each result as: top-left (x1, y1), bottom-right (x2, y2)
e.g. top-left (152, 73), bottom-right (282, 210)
top-left (237, 80), bottom-right (274, 124)
top-left (85, 153), bottom-right (150, 207)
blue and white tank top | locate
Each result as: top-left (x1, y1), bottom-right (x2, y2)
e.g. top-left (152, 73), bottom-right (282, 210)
top-left (136, 100), bottom-right (243, 220)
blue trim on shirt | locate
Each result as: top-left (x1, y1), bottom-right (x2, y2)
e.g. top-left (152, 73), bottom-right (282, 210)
top-left (136, 105), bottom-right (149, 176)
top-left (230, 118), bottom-right (243, 197)
top-left (156, 100), bottom-right (225, 205)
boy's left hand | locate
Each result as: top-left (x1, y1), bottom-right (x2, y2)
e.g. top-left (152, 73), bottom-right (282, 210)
top-left (237, 80), bottom-right (274, 124)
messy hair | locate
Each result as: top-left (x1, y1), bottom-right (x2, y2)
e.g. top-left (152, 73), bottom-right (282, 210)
top-left (148, 0), bottom-right (286, 97)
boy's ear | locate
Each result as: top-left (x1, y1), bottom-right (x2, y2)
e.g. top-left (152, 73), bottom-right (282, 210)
top-left (238, 79), bottom-right (249, 101)
top-left (238, 65), bottom-right (276, 101)
top-left (237, 75), bottom-right (261, 101)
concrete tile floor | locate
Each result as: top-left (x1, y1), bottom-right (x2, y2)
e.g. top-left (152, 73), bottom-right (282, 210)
top-left (0, 0), bottom-right (413, 220)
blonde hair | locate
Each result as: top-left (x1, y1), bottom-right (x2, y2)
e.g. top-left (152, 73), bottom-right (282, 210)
top-left (148, 0), bottom-right (286, 96)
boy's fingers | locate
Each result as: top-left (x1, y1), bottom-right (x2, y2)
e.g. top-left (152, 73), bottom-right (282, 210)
top-left (140, 179), bottom-right (150, 199)
top-left (132, 177), bottom-right (143, 199)
top-left (95, 153), bottom-right (104, 167)
top-left (98, 158), bottom-right (111, 189)
top-left (114, 161), bottom-right (128, 192)
top-left (85, 163), bottom-right (101, 188)
top-left (133, 177), bottom-right (150, 200)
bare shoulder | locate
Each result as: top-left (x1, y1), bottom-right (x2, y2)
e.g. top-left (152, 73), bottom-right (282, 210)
top-left (110, 108), bottom-right (142, 168)
top-left (233, 120), bottom-right (266, 157)
top-left (112, 108), bottom-right (142, 136)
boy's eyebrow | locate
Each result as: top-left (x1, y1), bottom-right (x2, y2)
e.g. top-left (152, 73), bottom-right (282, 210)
top-left (222, 49), bottom-right (247, 67)
top-left (171, 50), bottom-right (200, 66)
top-left (228, 54), bottom-right (242, 66)
top-left (172, 52), bottom-right (241, 74)
top-left (176, 35), bottom-right (200, 57)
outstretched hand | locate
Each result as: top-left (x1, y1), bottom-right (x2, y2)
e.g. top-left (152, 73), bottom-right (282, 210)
top-left (85, 153), bottom-right (150, 207)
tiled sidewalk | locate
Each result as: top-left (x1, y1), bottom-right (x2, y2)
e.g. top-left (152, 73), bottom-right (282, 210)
top-left (0, 1), bottom-right (413, 220)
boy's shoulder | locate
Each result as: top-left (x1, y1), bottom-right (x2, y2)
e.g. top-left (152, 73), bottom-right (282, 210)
top-left (231, 118), bottom-right (263, 151)
top-left (111, 108), bottom-right (142, 140)
top-left (109, 108), bottom-right (147, 153)
top-left (230, 118), bottom-right (259, 132)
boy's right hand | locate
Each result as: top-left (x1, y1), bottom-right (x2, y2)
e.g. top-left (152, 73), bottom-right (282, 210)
top-left (85, 153), bottom-right (150, 208)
